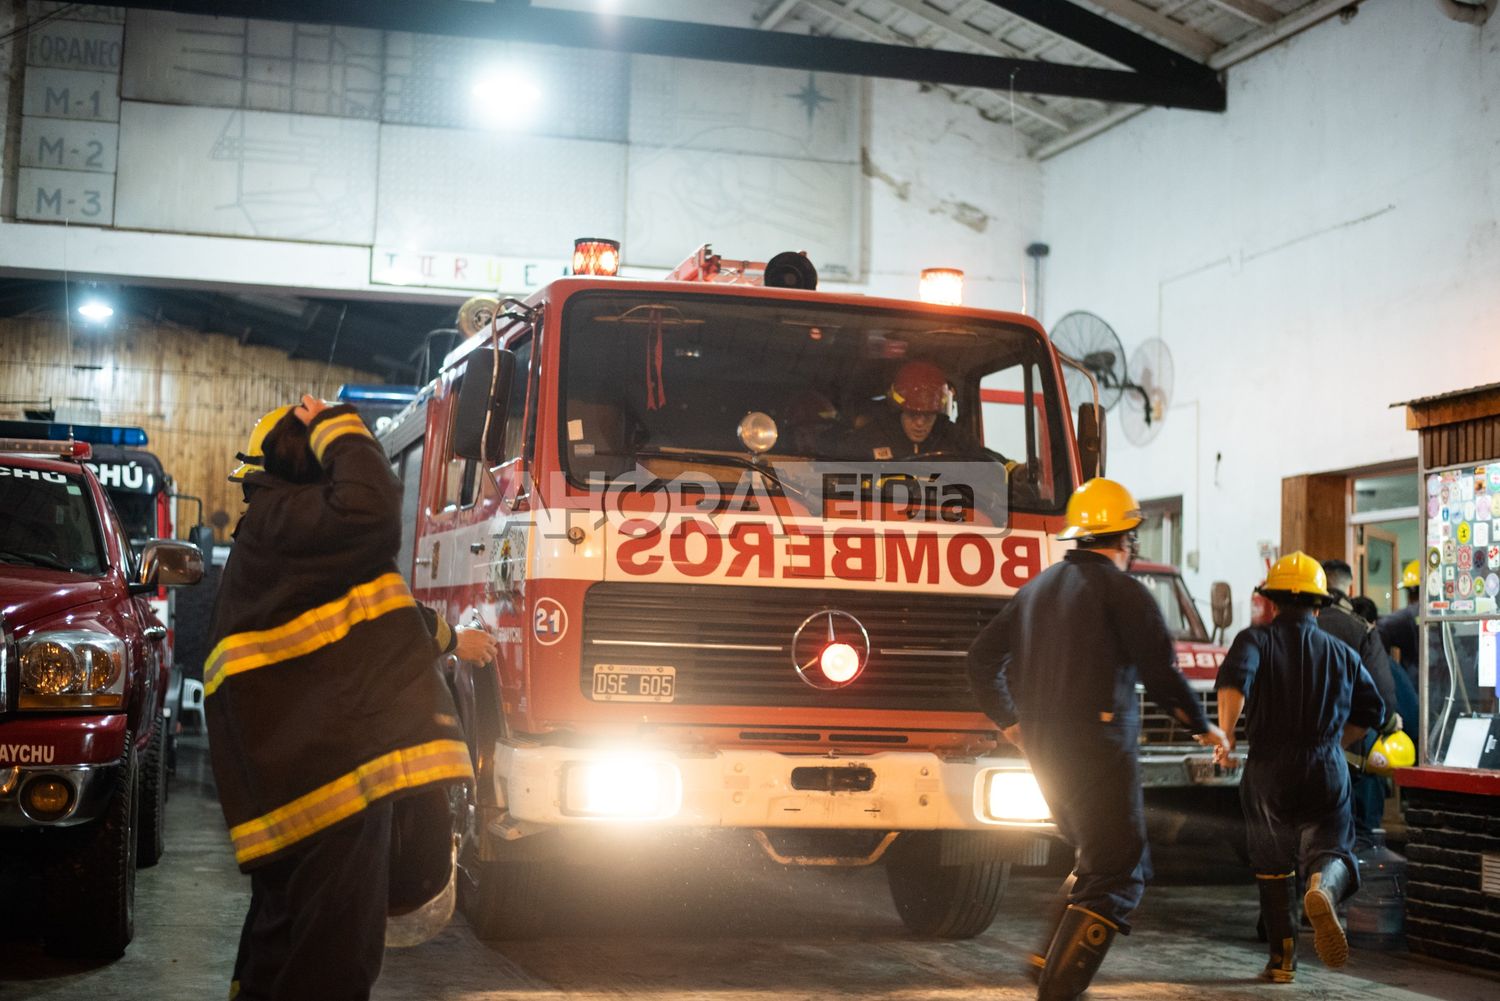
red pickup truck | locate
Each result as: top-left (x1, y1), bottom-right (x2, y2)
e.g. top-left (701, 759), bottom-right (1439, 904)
top-left (0, 437), bottom-right (203, 958)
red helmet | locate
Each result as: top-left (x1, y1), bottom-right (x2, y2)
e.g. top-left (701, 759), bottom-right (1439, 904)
top-left (889, 361), bottom-right (952, 413)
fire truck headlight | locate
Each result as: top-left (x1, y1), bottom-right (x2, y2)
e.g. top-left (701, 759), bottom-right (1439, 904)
top-left (981, 769), bottom-right (1051, 823)
top-left (562, 757), bottom-right (682, 820)
top-left (819, 642), bottom-right (860, 683)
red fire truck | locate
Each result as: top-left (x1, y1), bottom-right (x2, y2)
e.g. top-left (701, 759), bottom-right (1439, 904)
top-left (383, 244), bottom-right (1117, 940)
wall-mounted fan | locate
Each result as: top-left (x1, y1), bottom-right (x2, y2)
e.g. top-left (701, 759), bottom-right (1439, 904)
top-left (1122, 338), bottom-right (1174, 446)
top-left (1050, 311), bottom-right (1127, 411)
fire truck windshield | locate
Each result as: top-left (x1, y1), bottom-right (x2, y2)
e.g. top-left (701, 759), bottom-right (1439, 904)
top-left (1131, 569), bottom-right (1211, 643)
top-left (560, 291), bottom-right (1071, 513)
top-left (0, 467), bottom-right (105, 574)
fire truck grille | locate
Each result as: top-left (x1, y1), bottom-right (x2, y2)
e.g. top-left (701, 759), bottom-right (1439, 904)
top-left (581, 582), bottom-right (1002, 712)
top-left (1137, 688), bottom-right (1247, 745)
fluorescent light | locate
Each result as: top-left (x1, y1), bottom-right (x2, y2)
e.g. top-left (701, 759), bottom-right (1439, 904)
top-left (77, 300), bottom-right (114, 322)
top-left (470, 67), bottom-right (543, 129)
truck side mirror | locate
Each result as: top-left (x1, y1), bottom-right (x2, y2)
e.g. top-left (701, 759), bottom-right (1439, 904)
top-left (1210, 581), bottom-right (1233, 641)
top-left (452, 347), bottom-right (516, 463)
top-left (1078, 404), bottom-right (1105, 480)
top-left (189, 524), bottom-right (216, 560)
top-left (135, 539), bottom-right (205, 591)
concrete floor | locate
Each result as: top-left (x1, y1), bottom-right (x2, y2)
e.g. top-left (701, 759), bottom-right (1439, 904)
top-left (2, 738), bottom-right (1496, 1001)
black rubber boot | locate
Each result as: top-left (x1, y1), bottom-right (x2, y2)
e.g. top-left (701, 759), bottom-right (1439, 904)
top-left (1303, 857), bottom-right (1353, 969)
top-left (1026, 872), bottom-right (1078, 983)
top-left (1257, 873), bottom-right (1297, 983)
top-left (1035, 905), bottom-right (1118, 1001)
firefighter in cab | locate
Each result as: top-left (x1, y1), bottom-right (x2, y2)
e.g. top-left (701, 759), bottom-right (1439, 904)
top-left (1213, 553), bottom-right (1385, 983)
top-left (849, 360), bottom-right (981, 459)
top-left (968, 478), bottom-right (1227, 1001)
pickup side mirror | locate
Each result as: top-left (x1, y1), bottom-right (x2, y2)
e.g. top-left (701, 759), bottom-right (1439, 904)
top-left (1077, 403), bottom-right (1105, 481)
top-left (188, 524), bottom-right (216, 560)
top-left (133, 539), bottom-right (205, 592)
top-left (452, 347), bottom-right (516, 463)
top-left (1210, 580), bottom-right (1233, 641)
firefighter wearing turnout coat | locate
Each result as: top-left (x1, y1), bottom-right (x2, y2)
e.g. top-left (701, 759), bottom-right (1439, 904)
top-left (207, 396), bottom-right (472, 1001)
top-left (1213, 553), bottom-right (1385, 984)
top-left (967, 478), bottom-right (1228, 1001)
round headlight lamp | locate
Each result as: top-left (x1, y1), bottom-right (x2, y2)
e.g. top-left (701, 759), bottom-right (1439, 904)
top-left (22, 641), bottom-right (83, 695)
top-left (82, 642), bottom-right (124, 691)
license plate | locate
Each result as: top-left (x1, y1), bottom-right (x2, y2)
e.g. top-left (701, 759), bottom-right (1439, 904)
top-left (591, 664), bottom-right (676, 703)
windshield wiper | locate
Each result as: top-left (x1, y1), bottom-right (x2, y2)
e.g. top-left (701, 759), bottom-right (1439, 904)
top-left (627, 448), bottom-right (817, 508)
top-left (0, 548), bottom-right (75, 572)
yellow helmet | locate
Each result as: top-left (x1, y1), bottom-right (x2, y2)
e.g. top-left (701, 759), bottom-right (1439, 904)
top-left (229, 405), bottom-right (293, 482)
top-left (1058, 478), bottom-right (1143, 541)
top-left (1401, 559), bottom-right (1421, 589)
top-left (1366, 730), bottom-right (1416, 776)
top-left (1260, 551), bottom-right (1329, 598)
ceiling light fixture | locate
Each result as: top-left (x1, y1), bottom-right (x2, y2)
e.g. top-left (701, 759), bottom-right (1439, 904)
top-left (470, 67), bottom-right (543, 129)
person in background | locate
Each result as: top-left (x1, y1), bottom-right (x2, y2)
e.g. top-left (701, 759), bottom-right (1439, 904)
top-left (1378, 560), bottom-right (1422, 690)
top-left (1215, 553), bottom-right (1385, 984)
top-left (968, 478), bottom-right (1227, 1001)
top-left (1317, 559), bottom-right (1402, 845)
top-left (208, 397), bottom-right (473, 1001)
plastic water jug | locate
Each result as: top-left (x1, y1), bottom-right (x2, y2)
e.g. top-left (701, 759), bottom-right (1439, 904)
top-left (1345, 829), bottom-right (1407, 950)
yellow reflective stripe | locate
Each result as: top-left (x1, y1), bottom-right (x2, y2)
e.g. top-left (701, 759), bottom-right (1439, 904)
top-left (308, 413), bottom-right (371, 461)
top-left (204, 573), bottom-right (414, 696)
top-left (434, 614), bottom-right (453, 654)
top-left (230, 739), bottom-right (472, 866)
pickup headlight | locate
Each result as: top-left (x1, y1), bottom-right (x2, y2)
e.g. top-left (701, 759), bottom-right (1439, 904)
top-left (979, 768), bottom-right (1052, 823)
top-left (19, 629), bottom-right (127, 709)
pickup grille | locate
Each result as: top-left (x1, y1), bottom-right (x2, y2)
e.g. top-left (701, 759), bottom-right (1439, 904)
top-left (581, 582), bottom-right (1002, 712)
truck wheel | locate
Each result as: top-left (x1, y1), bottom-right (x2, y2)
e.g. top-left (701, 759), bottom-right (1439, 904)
top-left (137, 712), bottom-right (168, 868)
top-left (458, 855), bottom-right (548, 940)
top-left (886, 833), bottom-right (1009, 939)
top-left (45, 744), bottom-right (139, 959)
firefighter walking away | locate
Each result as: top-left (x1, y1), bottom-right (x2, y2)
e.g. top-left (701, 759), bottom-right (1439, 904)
top-left (967, 477), bottom-right (1228, 1000)
top-left (1214, 552), bottom-right (1385, 983)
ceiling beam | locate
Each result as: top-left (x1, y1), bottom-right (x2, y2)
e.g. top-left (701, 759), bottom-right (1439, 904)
top-left (1201, 0), bottom-right (1281, 27)
top-left (105, 0), bottom-right (1226, 110)
top-left (758, 0), bottom-right (803, 31)
top-left (1079, 0), bottom-right (1219, 61)
top-left (801, 0), bottom-right (1071, 132)
top-left (979, 0), bottom-right (1213, 76)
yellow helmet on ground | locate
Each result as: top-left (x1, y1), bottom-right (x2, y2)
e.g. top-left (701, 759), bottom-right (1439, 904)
top-left (1259, 551), bottom-right (1329, 598)
top-left (1401, 559), bottom-right (1421, 589)
top-left (229, 405), bottom-right (293, 482)
top-left (1366, 730), bottom-right (1416, 776)
top-left (1058, 478), bottom-right (1144, 541)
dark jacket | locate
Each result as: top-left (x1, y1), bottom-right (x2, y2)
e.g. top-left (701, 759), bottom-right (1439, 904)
top-left (846, 408), bottom-right (982, 460)
top-left (205, 405), bottom-right (471, 871)
top-left (1318, 592), bottom-right (1397, 728)
top-left (1215, 614), bottom-right (1384, 752)
top-left (1377, 603), bottom-right (1420, 668)
top-left (967, 549), bottom-right (1210, 734)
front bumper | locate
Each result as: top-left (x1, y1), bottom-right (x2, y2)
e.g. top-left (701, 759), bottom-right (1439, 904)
top-left (1139, 749), bottom-right (1243, 788)
top-left (494, 744), bottom-right (1057, 833)
top-left (0, 761), bottom-right (125, 828)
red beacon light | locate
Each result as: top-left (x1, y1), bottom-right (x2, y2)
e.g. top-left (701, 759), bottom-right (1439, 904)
top-left (573, 237), bottom-right (621, 277)
top-left (919, 267), bottom-right (964, 305)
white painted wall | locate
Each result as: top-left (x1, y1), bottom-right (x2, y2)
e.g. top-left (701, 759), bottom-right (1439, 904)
top-left (859, 78), bottom-right (1041, 312)
top-left (1040, 1), bottom-right (1500, 626)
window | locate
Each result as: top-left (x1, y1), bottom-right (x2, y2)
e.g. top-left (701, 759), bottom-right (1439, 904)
top-left (393, 441), bottom-right (424, 581)
top-left (1137, 495), bottom-right (1183, 569)
top-left (559, 291), bottom-right (1071, 512)
top-left (0, 467), bottom-right (105, 575)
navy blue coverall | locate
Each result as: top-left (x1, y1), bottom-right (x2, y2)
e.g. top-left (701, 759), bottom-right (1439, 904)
top-left (1215, 614), bottom-right (1385, 882)
top-left (967, 549), bottom-right (1211, 931)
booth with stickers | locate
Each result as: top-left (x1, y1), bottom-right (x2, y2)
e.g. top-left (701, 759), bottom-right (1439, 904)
top-left (1391, 383), bottom-right (1500, 970)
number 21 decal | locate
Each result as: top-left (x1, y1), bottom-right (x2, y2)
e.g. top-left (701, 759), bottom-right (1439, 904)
top-left (532, 597), bottom-right (568, 646)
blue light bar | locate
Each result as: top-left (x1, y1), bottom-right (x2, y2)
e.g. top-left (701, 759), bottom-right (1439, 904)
top-left (336, 384), bottom-right (420, 405)
top-left (0, 420), bottom-right (148, 447)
